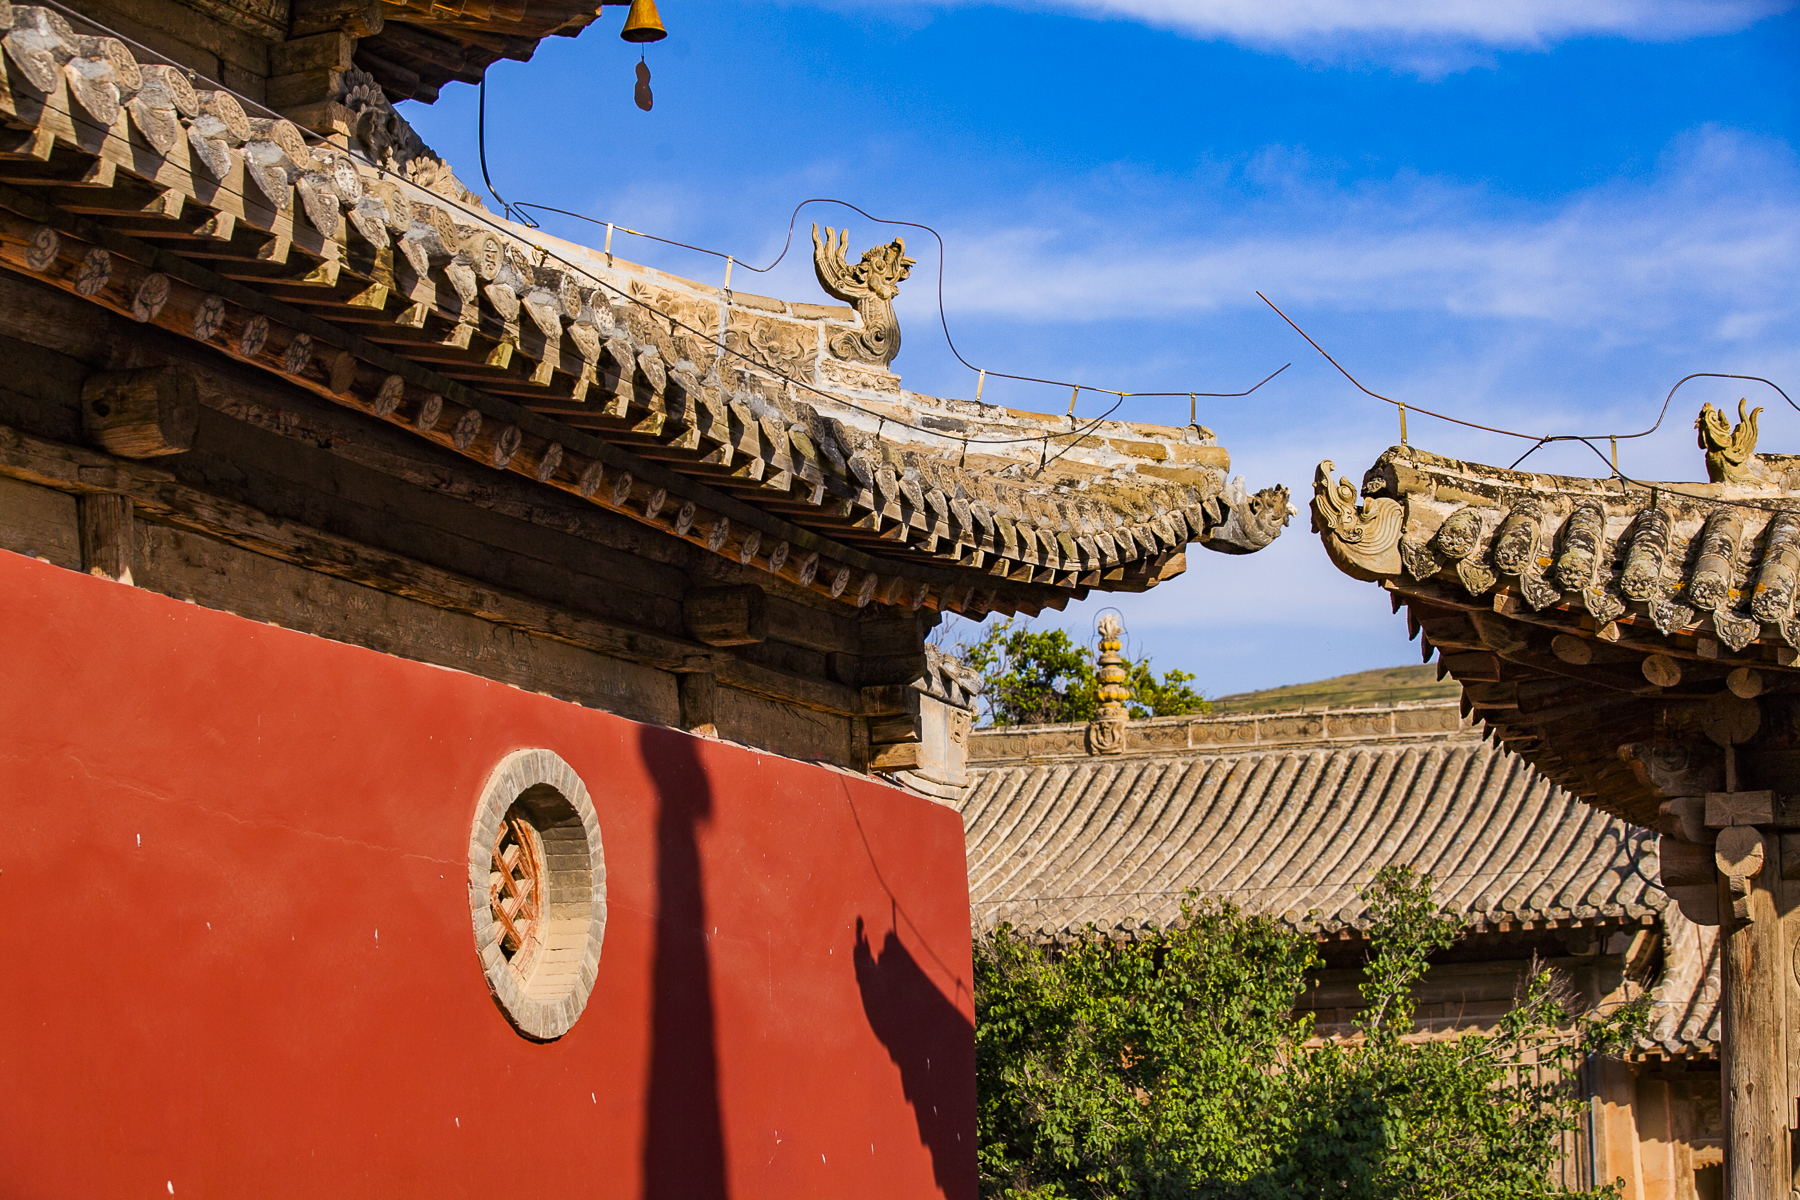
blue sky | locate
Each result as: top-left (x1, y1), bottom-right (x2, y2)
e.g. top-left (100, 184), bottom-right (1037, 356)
top-left (405, 0), bottom-right (1799, 697)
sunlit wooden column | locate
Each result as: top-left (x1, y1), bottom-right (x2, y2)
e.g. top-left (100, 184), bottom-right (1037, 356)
top-left (1705, 783), bottom-right (1795, 1199)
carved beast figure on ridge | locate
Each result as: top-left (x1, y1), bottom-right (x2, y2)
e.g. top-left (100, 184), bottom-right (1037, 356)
top-left (1209, 477), bottom-right (1295, 555)
top-left (1696, 398), bottom-right (1764, 484)
top-left (812, 224), bottom-right (914, 367)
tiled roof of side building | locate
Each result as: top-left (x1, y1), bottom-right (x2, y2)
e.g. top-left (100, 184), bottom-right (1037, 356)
top-left (1642, 906), bottom-right (1721, 1059)
top-left (962, 700), bottom-right (1664, 938)
top-left (962, 698), bottom-right (1716, 1057)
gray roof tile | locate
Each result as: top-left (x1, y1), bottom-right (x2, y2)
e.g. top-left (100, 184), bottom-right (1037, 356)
top-left (964, 703), bottom-right (1662, 937)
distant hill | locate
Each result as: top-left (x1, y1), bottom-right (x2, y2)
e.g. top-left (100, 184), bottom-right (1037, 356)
top-left (1208, 664), bottom-right (1458, 714)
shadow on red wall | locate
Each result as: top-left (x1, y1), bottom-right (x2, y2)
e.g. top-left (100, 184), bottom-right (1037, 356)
top-left (640, 724), bottom-right (729, 1198)
top-left (853, 921), bottom-right (977, 1200)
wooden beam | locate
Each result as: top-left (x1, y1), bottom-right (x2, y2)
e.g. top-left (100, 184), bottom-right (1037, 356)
top-left (80, 366), bottom-right (199, 458)
top-left (0, 420), bottom-right (714, 674)
top-left (683, 585), bottom-right (768, 647)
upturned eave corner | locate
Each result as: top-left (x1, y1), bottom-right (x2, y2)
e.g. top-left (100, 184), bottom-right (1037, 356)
top-left (0, 4), bottom-right (1297, 628)
top-left (1306, 416), bottom-right (1800, 830)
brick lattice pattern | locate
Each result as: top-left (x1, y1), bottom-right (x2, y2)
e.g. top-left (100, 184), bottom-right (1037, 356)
top-left (490, 810), bottom-right (544, 965)
top-left (468, 749), bottom-right (606, 1041)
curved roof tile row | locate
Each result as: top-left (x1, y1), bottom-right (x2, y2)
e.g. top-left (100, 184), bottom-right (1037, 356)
top-left (963, 715), bottom-right (1663, 937)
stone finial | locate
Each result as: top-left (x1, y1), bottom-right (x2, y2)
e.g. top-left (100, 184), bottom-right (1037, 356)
top-left (812, 224), bottom-right (914, 366)
top-left (1086, 613), bottom-right (1129, 755)
top-left (1696, 399), bottom-right (1763, 483)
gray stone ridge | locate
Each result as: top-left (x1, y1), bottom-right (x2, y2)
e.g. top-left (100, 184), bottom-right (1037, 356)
top-left (970, 698), bottom-right (1466, 764)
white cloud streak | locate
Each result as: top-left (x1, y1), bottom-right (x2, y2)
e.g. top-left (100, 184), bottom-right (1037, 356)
top-left (866, 0), bottom-right (1784, 47)
top-left (924, 130), bottom-right (1799, 345)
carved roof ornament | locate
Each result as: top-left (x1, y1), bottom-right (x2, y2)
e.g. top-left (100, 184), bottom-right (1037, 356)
top-left (812, 224), bottom-right (914, 366)
top-left (1311, 460), bottom-right (1402, 580)
top-left (1207, 475), bottom-right (1296, 554)
top-left (1696, 399), bottom-right (1764, 483)
top-left (1086, 613), bottom-right (1129, 755)
top-left (333, 67), bottom-right (478, 207)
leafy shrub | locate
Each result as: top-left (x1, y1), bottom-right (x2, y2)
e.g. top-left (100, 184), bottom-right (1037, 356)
top-left (974, 867), bottom-right (1644, 1199)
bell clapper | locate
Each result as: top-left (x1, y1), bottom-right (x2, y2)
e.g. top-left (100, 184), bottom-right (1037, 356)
top-left (620, 0), bottom-right (664, 111)
top-left (634, 54), bottom-right (653, 112)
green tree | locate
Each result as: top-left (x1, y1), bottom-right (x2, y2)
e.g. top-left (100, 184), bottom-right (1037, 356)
top-left (957, 617), bottom-right (1211, 725)
top-left (1124, 659), bottom-right (1206, 720)
top-left (973, 866), bottom-right (1645, 1199)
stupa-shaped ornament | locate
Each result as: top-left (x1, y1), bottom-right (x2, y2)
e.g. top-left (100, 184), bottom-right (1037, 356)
top-left (1086, 614), bottom-right (1129, 756)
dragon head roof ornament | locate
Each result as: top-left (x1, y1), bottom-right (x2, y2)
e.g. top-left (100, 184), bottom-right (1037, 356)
top-left (1207, 476), bottom-right (1296, 554)
top-left (1696, 398), bottom-right (1764, 484)
top-left (1310, 460), bottom-right (1402, 581)
top-left (812, 224), bottom-right (915, 367)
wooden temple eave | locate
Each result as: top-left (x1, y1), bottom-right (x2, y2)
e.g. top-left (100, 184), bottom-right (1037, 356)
top-left (1311, 442), bottom-right (1800, 829)
top-left (1312, 434), bottom-right (1800, 1198)
top-left (0, 9), bottom-right (1292, 622)
top-left (352, 0), bottom-right (626, 104)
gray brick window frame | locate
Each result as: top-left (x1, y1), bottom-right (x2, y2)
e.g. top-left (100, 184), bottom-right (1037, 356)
top-left (469, 748), bottom-right (606, 1041)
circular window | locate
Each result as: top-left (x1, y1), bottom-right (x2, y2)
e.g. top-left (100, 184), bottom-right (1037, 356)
top-left (469, 749), bottom-right (605, 1040)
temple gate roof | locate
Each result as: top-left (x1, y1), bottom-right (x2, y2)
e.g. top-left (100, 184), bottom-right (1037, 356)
top-left (0, 6), bottom-right (1290, 620)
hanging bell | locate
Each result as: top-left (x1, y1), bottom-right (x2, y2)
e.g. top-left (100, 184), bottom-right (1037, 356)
top-left (619, 0), bottom-right (666, 43)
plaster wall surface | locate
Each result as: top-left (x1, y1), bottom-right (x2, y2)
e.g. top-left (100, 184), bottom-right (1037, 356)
top-left (0, 548), bottom-right (975, 1199)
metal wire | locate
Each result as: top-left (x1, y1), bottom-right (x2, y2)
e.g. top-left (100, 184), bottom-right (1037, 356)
top-left (518, 197), bottom-right (1292, 403)
top-left (1504, 373), bottom-right (1797, 471)
top-left (1259, 291), bottom-right (1800, 489)
top-left (478, 76), bottom-right (533, 228)
top-left (1260, 291), bottom-right (1792, 455)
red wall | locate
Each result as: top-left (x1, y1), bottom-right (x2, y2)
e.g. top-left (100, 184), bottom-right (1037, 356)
top-left (0, 549), bottom-right (975, 1200)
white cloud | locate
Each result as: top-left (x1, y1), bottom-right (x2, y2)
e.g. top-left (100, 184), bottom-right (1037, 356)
top-left (921, 129), bottom-right (1800, 345)
top-left (1033, 0), bottom-right (1775, 43)
top-left (862, 0), bottom-right (1783, 49)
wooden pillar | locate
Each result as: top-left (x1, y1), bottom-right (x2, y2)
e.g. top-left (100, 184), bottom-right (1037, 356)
top-left (77, 493), bottom-right (133, 584)
top-left (1787, 827), bottom-right (1800, 1200)
top-left (1591, 1055), bottom-right (1647, 1198)
top-left (677, 671), bottom-right (718, 738)
top-left (1711, 815), bottom-right (1790, 1198)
